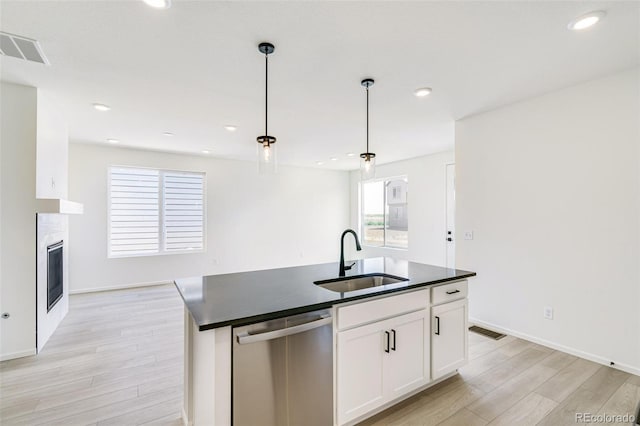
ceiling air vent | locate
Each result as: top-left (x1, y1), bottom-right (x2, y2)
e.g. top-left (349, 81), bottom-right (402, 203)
top-left (0, 32), bottom-right (49, 65)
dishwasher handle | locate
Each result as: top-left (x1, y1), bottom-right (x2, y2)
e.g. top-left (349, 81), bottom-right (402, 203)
top-left (236, 314), bottom-right (332, 345)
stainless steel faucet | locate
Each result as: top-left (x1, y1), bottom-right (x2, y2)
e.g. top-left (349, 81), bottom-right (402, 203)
top-left (339, 229), bottom-right (362, 277)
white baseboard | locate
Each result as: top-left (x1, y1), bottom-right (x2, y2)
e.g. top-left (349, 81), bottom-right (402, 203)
top-left (69, 280), bottom-right (173, 294)
top-left (181, 407), bottom-right (191, 426)
top-left (470, 317), bottom-right (640, 377)
top-left (1, 348), bottom-right (36, 361)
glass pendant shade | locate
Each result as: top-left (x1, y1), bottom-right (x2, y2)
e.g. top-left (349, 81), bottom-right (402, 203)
top-left (360, 153), bottom-right (376, 180)
top-left (257, 140), bottom-right (277, 174)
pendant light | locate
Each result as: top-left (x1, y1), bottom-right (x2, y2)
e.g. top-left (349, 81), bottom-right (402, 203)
top-left (360, 78), bottom-right (376, 180)
top-left (256, 42), bottom-right (277, 174)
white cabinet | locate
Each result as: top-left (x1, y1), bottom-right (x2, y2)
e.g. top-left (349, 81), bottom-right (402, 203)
top-left (336, 309), bottom-right (429, 425)
top-left (431, 298), bottom-right (468, 380)
top-left (336, 317), bottom-right (386, 424)
top-left (335, 282), bottom-right (469, 425)
top-left (384, 310), bottom-right (430, 400)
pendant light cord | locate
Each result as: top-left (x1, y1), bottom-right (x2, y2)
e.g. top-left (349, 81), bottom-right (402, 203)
top-left (265, 53), bottom-right (268, 137)
top-left (366, 85), bottom-right (369, 153)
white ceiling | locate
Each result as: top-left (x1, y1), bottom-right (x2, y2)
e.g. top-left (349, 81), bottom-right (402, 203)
top-left (1, 1), bottom-right (638, 170)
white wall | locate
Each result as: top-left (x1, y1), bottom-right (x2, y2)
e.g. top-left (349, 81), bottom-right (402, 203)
top-left (456, 69), bottom-right (640, 374)
top-left (36, 90), bottom-right (69, 199)
top-left (349, 151), bottom-right (454, 265)
top-left (0, 83), bottom-right (38, 360)
top-left (68, 143), bottom-right (351, 292)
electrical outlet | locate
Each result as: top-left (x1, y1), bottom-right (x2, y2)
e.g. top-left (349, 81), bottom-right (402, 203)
top-left (544, 306), bottom-right (553, 320)
top-left (464, 231), bottom-right (474, 240)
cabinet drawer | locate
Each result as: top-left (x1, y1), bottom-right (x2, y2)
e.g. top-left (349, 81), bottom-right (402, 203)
top-left (337, 289), bottom-right (429, 331)
top-left (431, 281), bottom-right (467, 305)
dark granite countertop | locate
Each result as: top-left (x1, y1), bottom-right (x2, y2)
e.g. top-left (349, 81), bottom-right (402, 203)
top-left (174, 257), bottom-right (476, 331)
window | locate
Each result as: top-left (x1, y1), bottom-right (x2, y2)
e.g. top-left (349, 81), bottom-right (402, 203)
top-left (361, 177), bottom-right (408, 249)
top-left (109, 166), bottom-right (205, 257)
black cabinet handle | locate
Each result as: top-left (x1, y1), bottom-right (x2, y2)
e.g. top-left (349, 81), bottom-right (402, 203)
top-left (446, 289), bottom-right (460, 295)
top-left (391, 329), bottom-right (396, 351)
top-left (384, 331), bottom-right (390, 353)
top-left (435, 316), bottom-right (440, 335)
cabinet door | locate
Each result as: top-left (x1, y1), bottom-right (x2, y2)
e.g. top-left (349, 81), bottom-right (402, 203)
top-left (336, 320), bottom-right (385, 425)
top-left (384, 309), bottom-right (430, 399)
top-left (431, 299), bottom-right (468, 379)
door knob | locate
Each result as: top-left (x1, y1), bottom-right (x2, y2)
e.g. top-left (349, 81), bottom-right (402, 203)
top-left (447, 238), bottom-right (452, 242)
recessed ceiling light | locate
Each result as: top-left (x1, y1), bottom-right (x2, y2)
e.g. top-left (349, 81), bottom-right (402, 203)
top-left (163, 132), bottom-right (174, 137)
top-left (224, 125), bottom-right (237, 132)
top-left (414, 87), bottom-right (432, 97)
top-left (143, 0), bottom-right (171, 9)
top-left (201, 150), bottom-right (210, 154)
top-left (347, 153), bottom-right (355, 157)
top-left (106, 139), bottom-right (119, 144)
top-left (93, 103), bottom-right (111, 111)
top-left (330, 158), bottom-right (338, 161)
top-left (316, 161), bottom-right (324, 166)
top-left (568, 11), bottom-right (606, 30)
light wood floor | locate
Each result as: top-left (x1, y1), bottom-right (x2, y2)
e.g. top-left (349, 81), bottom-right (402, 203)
top-left (1, 285), bottom-right (639, 426)
top-left (360, 331), bottom-right (640, 426)
top-left (0, 285), bottom-right (183, 426)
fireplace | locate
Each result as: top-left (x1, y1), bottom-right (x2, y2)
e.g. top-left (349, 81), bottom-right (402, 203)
top-left (37, 214), bottom-right (69, 351)
top-left (47, 241), bottom-right (63, 312)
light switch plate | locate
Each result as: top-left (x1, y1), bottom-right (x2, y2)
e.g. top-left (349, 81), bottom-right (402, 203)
top-left (464, 231), bottom-right (474, 240)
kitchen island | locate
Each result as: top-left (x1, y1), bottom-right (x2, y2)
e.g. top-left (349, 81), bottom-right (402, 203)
top-left (175, 257), bottom-right (475, 426)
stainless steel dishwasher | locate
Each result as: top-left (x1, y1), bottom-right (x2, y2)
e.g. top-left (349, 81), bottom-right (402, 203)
top-left (233, 309), bottom-right (333, 426)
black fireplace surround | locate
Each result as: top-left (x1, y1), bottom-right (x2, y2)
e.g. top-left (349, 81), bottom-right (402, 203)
top-left (47, 241), bottom-right (63, 312)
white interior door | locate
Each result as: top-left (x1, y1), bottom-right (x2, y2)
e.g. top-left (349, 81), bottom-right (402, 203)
top-left (446, 164), bottom-right (456, 269)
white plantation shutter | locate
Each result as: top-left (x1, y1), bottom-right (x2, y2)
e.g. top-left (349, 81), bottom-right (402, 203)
top-left (163, 171), bottom-right (205, 251)
top-left (108, 167), bottom-right (205, 257)
top-left (109, 167), bottom-right (160, 256)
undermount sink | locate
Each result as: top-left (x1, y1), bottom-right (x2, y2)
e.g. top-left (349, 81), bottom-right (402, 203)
top-left (314, 273), bottom-right (409, 293)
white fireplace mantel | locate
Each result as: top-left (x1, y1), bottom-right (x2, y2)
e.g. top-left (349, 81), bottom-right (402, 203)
top-left (37, 198), bottom-right (83, 215)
